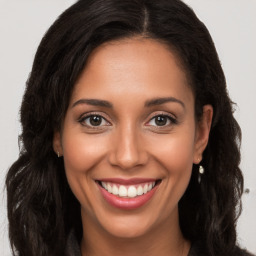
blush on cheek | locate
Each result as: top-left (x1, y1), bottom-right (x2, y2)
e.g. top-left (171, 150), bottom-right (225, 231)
top-left (62, 134), bottom-right (107, 173)
top-left (155, 140), bottom-right (194, 171)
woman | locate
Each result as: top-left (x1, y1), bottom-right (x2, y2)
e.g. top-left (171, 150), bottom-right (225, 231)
top-left (6, 0), bottom-right (254, 255)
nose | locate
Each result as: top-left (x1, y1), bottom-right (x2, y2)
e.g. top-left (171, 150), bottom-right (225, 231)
top-left (108, 124), bottom-right (148, 170)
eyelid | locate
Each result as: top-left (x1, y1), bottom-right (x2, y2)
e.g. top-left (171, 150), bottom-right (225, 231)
top-left (77, 111), bottom-right (177, 129)
top-left (78, 111), bottom-right (112, 127)
top-left (145, 112), bottom-right (178, 127)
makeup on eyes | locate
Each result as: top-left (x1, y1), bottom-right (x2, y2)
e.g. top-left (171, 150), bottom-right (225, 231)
top-left (77, 111), bottom-right (179, 128)
top-left (72, 97), bottom-right (185, 132)
top-left (146, 112), bottom-right (178, 126)
top-left (78, 112), bottom-right (111, 128)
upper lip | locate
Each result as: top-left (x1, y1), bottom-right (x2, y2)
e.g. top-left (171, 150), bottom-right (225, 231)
top-left (96, 178), bottom-right (159, 185)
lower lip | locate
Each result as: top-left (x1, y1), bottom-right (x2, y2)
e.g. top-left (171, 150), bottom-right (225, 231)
top-left (97, 183), bottom-right (159, 210)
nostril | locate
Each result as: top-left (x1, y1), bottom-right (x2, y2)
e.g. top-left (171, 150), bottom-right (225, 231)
top-left (108, 148), bottom-right (149, 170)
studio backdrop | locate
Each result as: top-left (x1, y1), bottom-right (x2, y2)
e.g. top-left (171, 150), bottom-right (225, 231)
top-left (0, 1), bottom-right (255, 255)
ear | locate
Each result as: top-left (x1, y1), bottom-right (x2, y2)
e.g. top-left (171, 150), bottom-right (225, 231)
top-left (193, 105), bottom-right (213, 164)
top-left (53, 131), bottom-right (63, 157)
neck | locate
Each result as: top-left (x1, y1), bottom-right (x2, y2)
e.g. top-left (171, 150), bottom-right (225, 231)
top-left (80, 208), bottom-right (191, 256)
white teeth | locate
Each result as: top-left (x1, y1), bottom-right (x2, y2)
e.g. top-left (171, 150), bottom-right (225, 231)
top-left (101, 181), bottom-right (157, 198)
top-left (107, 183), bottom-right (112, 193)
top-left (102, 182), bottom-right (107, 190)
top-left (112, 184), bottom-right (119, 195)
top-left (127, 186), bottom-right (137, 198)
top-left (119, 185), bottom-right (127, 197)
top-left (137, 186), bottom-right (143, 196)
top-left (143, 184), bottom-right (148, 194)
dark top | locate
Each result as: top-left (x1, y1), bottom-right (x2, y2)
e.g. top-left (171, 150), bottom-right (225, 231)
top-left (188, 241), bottom-right (254, 256)
top-left (66, 231), bottom-right (255, 256)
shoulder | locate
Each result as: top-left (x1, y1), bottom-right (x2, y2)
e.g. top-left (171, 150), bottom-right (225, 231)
top-left (188, 241), bottom-right (255, 256)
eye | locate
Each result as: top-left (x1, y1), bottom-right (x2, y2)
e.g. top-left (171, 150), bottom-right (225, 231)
top-left (79, 114), bottom-right (110, 127)
top-left (147, 114), bottom-right (176, 127)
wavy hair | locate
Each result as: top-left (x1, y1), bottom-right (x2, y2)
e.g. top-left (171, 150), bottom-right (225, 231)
top-left (6, 0), bottom-right (243, 255)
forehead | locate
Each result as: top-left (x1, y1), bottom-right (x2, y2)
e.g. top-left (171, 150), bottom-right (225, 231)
top-left (71, 38), bottom-right (193, 107)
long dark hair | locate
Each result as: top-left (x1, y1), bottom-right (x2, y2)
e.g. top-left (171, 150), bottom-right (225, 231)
top-left (6, 0), bottom-right (243, 255)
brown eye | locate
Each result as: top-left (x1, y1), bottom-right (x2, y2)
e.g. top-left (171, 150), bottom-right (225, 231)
top-left (147, 114), bottom-right (177, 127)
top-left (89, 115), bottom-right (102, 126)
top-left (80, 115), bottom-right (109, 127)
top-left (155, 116), bottom-right (168, 126)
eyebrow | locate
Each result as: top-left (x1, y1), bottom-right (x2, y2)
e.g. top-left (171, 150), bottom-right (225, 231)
top-left (145, 97), bottom-right (185, 108)
top-left (72, 99), bottom-right (113, 108)
top-left (72, 97), bottom-right (185, 109)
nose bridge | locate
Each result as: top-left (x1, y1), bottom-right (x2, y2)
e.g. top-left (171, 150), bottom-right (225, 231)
top-left (109, 121), bottom-right (147, 169)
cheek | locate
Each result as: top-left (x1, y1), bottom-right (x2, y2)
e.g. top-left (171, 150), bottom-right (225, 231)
top-left (160, 136), bottom-right (194, 190)
top-left (62, 130), bottom-right (108, 175)
top-left (149, 131), bottom-right (196, 172)
top-left (61, 135), bottom-right (110, 222)
top-left (159, 134), bottom-right (195, 205)
top-left (61, 129), bottom-right (109, 206)
top-left (147, 130), bottom-right (195, 200)
top-left (166, 139), bottom-right (194, 171)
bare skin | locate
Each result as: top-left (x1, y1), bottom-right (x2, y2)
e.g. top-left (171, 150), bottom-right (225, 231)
top-left (54, 37), bottom-right (213, 256)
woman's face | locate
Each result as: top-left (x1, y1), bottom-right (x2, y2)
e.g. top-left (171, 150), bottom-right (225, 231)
top-left (54, 38), bottom-right (212, 239)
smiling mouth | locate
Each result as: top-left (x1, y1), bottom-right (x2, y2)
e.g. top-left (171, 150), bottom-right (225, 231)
top-left (97, 180), bottom-right (161, 198)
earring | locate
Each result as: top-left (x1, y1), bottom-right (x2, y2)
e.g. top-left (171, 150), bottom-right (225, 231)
top-left (57, 151), bottom-right (60, 158)
top-left (198, 165), bottom-right (204, 184)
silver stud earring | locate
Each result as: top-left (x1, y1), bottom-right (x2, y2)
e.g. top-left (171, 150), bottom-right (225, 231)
top-left (198, 165), bottom-right (204, 183)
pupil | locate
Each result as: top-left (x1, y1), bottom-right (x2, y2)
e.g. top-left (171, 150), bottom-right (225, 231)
top-left (156, 116), bottom-right (167, 126)
top-left (90, 116), bottom-right (102, 126)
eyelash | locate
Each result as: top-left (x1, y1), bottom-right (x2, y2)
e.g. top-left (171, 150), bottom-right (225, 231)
top-left (78, 112), bottom-right (110, 128)
top-left (78, 112), bottom-right (177, 129)
top-left (146, 113), bottom-right (177, 127)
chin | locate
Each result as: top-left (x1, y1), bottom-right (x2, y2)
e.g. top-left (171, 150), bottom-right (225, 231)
top-left (104, 222), bottom-right (152, 239)
top-left (95, 211), bottom-right (155, 239)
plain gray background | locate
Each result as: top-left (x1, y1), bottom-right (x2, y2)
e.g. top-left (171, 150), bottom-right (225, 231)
top-left (0, 0), bottom-right (255, 255)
